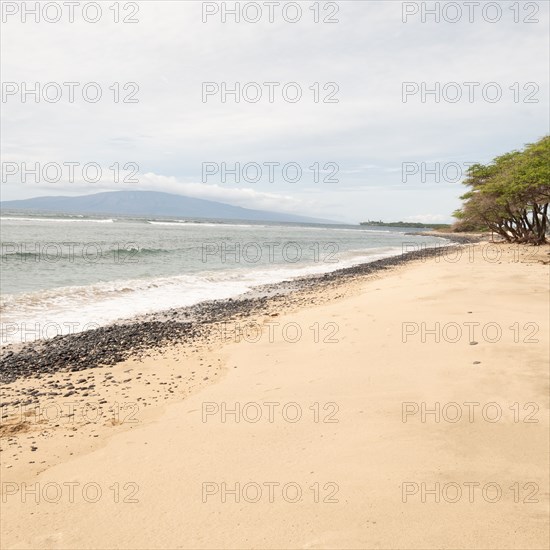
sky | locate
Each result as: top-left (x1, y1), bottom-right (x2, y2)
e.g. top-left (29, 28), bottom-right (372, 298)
top-left (1, 0), bottom-right (548, 224)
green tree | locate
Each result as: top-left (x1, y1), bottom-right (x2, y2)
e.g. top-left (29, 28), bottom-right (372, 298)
top-left (453, 136), bottom-right (550, 244)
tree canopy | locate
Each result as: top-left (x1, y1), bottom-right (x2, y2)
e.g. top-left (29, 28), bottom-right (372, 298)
top-left (453, 136), bottom-right (550, 244)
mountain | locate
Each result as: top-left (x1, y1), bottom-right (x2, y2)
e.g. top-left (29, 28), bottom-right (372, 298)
top-left (0, 191), bottom-right (333, 224)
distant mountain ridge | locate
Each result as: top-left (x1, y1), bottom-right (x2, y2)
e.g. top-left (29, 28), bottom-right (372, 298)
top-left (0, 190), bottom-right (333, 224)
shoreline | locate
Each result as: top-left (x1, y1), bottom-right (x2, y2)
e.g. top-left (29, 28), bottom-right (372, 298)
top-left (0, 240), bottom-right (475, 484)
top-left (1, 240), bottom-right (548, 549)
top-left (0, 239), bottom-right (472, 385)
top-left (413, 230), bottom-right (490, 242)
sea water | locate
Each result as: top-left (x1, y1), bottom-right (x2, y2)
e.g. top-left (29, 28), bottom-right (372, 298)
top-left (0, 212), bottom-right (448, 345)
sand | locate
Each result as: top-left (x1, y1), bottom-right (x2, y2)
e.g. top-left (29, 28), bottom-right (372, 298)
top-left (1, 242), bottom-right (549, 549)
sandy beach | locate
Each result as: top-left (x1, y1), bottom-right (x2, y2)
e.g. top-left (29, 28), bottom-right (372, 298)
top-left (1, 241), bottom-right (549, 549)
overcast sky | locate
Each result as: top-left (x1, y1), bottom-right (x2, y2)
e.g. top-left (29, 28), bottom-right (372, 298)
top-left (1, 0), bottom-right (548, 223)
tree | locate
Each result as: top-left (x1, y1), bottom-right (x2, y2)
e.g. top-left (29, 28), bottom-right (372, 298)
top-left (453, 136), bottom-right (550, 244)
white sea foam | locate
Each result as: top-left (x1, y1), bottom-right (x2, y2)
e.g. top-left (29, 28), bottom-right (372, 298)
top-left (1, 217), bottom-right (115, 223)
top-left (0, 245), bottom-right (411, 346)
top-left (147, 220), bottom-right (271, 228)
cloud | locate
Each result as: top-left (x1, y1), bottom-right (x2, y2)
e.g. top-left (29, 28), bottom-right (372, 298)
top-left (137, 173), bottom-right (303, 212)
top-left (1, 1), bottom-right (548, 223)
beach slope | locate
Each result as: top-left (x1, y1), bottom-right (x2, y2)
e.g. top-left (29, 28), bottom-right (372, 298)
top-left (2, 243), bottom-right (549, 549)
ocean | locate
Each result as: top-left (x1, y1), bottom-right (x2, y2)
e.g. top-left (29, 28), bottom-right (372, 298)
top-left (0, 212), bottom-right (448, 346)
